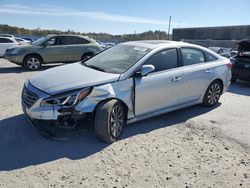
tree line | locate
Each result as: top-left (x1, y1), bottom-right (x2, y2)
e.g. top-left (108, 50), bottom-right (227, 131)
top-left (0, 24), bottom-right (172, 42)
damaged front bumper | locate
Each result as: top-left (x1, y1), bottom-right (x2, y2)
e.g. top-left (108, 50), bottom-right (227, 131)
top-left (22, 82), bottom-right (88, 129)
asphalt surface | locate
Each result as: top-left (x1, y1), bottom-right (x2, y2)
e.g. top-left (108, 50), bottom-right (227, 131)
top-left (0, 58), bottom-right (249, 187)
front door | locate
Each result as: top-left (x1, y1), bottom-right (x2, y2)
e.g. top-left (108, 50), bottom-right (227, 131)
top-left (40, 36), bottom-right (68, 63)
top-left (134, 48), bottom-right (184, 116)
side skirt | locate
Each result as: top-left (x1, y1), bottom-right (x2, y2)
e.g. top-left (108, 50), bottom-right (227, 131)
top-left (127, 100), bottom-right (200, 124)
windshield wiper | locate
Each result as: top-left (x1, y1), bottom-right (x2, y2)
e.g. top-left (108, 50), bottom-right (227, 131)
top-left (84, 64), bottom-right (106, 72)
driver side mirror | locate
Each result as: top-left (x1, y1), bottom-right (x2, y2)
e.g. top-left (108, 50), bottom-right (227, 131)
top-left (139, 65), bottom-right (155, 76)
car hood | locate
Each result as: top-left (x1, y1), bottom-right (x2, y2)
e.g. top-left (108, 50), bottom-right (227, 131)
top-left (30, 62), bottom-right (120, 95)
top-left (8, 44), bottom-right (39, 50)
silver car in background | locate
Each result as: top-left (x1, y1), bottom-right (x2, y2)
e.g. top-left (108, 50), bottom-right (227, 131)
top-left (22, 40), bottom-right (232, 143)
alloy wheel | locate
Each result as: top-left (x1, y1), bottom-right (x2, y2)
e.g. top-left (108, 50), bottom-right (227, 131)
top-left (27, 57), bottom-right (40, 70)
top-left (110, 105), bottom-right (124, 138)
top-left (207, 83), bottom-right (221, 105)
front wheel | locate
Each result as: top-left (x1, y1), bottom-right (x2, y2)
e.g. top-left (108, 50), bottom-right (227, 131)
top-left (23, 55), bottom-right (42, 71)
top-left (94, 100), bottom-right (126, 143)
top-left (202, 80), bottom-right (223, 107)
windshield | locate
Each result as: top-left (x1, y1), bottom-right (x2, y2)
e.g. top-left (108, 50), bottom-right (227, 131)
top-left (31, 36), bottom-right (49, 45)
top-left (84, 44), bottom-right (151, 74)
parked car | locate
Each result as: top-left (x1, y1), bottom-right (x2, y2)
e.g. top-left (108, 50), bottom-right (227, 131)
top-left (21, 37), bottom-right (36, 43)
top-left (95, 40), bottom-right (106, 51)
top-left (105, 42), bottom-right (115, 48)
top-left (4, 34), bottom-right (101, 70)
top-left (208, 47), bottom-right (231, 58)
top-left (0, 37), bottom-right (18, 57)
top-left (231, 40), bottom-right (250, 82)
top-left (15, 37), bottom-right (31, 45)
top-left (230, 49), bottom-right (238, 57)
top-left (22, 41), bottom-right (231, 143)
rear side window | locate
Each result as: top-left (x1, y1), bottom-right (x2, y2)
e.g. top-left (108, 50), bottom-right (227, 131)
top-left (206, 52), bottom-right (218, 62)
top-left (66, 36), bottom-right (89, 45)
top-left (0, 38), bottom-right (13, 43)
top-left (181, 48), bottom-right (205, 66)
top-left (144, 48), bottom-right (178, 73)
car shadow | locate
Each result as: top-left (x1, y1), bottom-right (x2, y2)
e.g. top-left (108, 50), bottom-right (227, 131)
top-left (0, 104), bottom-right (219, 171)
top-left (0, 64), bottom-right (62, 74)
top-left (228, 81), bottom-right (250, 96)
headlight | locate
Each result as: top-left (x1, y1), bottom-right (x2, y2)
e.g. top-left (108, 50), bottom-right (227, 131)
top-left (41, 87), bottom-right (92, 107)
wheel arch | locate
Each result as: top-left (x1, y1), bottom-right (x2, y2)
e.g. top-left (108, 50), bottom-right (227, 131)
top-left (199, 78), bottom-right (224, 103)
top-left (23, 53), bottom-right (44, 64)
top-left (211, 78), bottom-right (224, 92)
top-left (93, 97), bottom-right (129, 117)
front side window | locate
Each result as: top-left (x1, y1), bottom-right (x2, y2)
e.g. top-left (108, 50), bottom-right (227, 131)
top-left (46, 37), bottom-right (57, 46)
top-left (181, 48), bottom-right (205, 66)
top-left (0, 38), bottom-right (12, 43)
top-left (144, 48), bottom-right (178, 73)
top-left (84, 44), bottom-right (151, 74)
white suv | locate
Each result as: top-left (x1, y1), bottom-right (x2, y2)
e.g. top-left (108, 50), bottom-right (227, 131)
top-left (0, 37), bottom-right (18, 57)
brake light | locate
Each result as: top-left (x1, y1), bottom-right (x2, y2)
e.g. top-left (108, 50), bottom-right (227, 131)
top-left (227, 61), bottom-right (233, 69)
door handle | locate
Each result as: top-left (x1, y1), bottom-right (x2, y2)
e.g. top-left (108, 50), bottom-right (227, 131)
top-left (171, 76), bottom-right (182, 82)
top-left (204, 69), bottom-right (212, 74)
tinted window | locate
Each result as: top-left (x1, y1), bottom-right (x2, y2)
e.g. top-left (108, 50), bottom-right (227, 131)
top-left (0, 38), bottom-right (13, 43)
top-left (80, 38), bottom-right (90, 44)
top-left (182, 48), bottom-right (205, 66)
top-left (206, 52), bottom-right (218, 62)
top-left (66, 36), bottom-right (88, 45)
top-left (144, 49), bottom-right (178, 73)
top-left (58, 36), bottom-right (68, 45)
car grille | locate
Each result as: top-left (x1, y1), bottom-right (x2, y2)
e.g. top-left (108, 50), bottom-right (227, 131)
top-left (22, 86), bottom-right (38, 108)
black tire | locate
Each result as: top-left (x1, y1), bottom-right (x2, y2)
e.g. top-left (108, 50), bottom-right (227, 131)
top-left (23, 55), bottom-right (42, 71)
top-left (202, 80), bottom-right (223, 107)
top-left (81, 53), bottom-right (93, 62)
top-left (94, 99), bottom-right (126, 143)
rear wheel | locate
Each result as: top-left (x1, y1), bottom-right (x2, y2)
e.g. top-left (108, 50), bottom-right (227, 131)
top-left (94, 100), bottom-right (126, 143)
top-left (23, 55), bottom-right (42, 70)
top-left (202, 80), bottom-right (223, 107)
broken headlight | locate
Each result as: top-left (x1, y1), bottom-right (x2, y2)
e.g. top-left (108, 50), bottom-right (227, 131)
top-left (41, 87), bottom-right (92, 107)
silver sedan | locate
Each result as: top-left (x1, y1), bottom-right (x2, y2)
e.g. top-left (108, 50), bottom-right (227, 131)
top-left (22, 40), bottom-right (232, 143)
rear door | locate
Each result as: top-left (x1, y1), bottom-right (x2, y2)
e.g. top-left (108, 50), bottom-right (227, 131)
top-left (41, 36), bottom-right (68, 63)
top-left (180, 47), bottom-right (215, 103)
top-left (134, 48), bottom-right (184, 116)
top-left (65, 36), bottom-right (89, 62)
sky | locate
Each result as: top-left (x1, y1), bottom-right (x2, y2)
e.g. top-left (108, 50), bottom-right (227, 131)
top-left (0, 0), bottom-right (249, 35)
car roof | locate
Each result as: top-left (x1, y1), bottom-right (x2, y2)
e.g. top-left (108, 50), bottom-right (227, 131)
top-left (122, 40), bottom-right (203, 50)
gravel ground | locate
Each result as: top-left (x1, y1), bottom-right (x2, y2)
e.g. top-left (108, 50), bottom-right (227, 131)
top-left (0, 59), bottom-right (249, 188)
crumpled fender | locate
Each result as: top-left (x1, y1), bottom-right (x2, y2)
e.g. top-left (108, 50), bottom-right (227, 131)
top-left (75, 78), bottom-right (135, 119)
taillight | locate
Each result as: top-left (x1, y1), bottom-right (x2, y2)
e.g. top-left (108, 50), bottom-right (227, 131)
top-left (227, 61), bottom-right (233, 69)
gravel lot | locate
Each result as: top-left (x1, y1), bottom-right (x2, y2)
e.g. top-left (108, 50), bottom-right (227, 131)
top-left (0, 59), bottom-right (249, 188)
